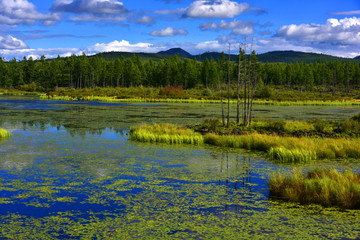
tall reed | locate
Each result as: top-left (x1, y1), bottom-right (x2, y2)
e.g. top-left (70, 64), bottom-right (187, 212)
top-left (268, 168), bottom-right (360, 209)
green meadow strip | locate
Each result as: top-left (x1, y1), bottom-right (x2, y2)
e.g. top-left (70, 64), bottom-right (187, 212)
top-left (40, 94), bottom-right (360, 106)
top-left (268, 168), bottom-right (360, 209)
top-left (130, 124), bottom-right (360, 162)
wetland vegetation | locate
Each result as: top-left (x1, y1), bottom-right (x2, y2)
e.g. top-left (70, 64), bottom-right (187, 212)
top-left (0, 95), bottom-right (359, 239)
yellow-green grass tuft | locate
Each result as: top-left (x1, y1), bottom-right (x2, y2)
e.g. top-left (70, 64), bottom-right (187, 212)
top-left (0, 128), bottom-right (11, 140)
top-left (269, 168), bottom-right (360, 209)
top-left (130, 124), bottom-right (204, 145)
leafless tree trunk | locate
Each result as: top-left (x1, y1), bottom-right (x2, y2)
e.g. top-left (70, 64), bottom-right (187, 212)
top-left (227, 43), bottom-right (231, 128)
top-left (237, 44), bottom-right (242, 124)
top-left (220, 76), bottom-right (225, 126)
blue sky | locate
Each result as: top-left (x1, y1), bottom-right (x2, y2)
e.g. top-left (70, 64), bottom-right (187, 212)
top-left (0, 0), bottom-right (360, 60)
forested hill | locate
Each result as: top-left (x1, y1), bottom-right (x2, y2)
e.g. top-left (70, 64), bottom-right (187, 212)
top-left (257, 51), bottom-right (359, 64)
top-left (94, 48), bottom-right (360, 64)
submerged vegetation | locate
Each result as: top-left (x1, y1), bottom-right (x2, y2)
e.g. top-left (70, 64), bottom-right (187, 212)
top-left (0, 128), bottom-right (11, 140)
top-left (269, 168), bottom-right (360, 209)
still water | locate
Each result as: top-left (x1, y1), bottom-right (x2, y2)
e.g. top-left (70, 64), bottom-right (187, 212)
top-left (0, 96), bottom-right (359, 239)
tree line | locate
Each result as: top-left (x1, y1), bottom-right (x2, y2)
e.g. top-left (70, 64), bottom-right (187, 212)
top-left (1, 52), bottom-right (360, 92)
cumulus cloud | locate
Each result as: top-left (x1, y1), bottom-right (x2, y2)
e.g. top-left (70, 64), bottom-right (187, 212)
top-left (185, 0), bottom-right (249, 18)
top-left (85, 40), bottom-right (167, 53)
top-left (0, 0), bottom-right (60, 26)
top-left (151, 27), bottom-right (188, 37)
top-left (276, 17), bottom-right (360, 46)
top-left (0, 47), bottom-right (80, 61)
top-left (51, 0), bottom-right (129, 22)
top-left (200, 20), bottom-right (255, 35)
top-left (52, 0), bottom-right (128, 14)
top-left (0, 35), bottom-right (28, 49)
top-left (255, 17), bottom-right (360, 58)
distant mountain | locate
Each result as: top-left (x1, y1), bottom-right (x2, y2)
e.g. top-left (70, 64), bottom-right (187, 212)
top-left (91, 48), bottom-right (360, 64)
top-left (256, 51), bottom-right (359, 63)
top-left (354, 56), bottom-right (360, 60)
top-left (158, 48), bottom-right (193, 58)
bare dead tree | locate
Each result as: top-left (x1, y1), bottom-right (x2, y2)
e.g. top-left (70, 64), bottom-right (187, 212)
top-left (227, 43), bottom-right (231, 128)
top-left (237, 44), bottom-right (242, 124)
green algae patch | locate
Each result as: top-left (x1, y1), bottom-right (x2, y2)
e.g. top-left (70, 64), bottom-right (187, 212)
top-left (269, 168), bottom-right (360, 209)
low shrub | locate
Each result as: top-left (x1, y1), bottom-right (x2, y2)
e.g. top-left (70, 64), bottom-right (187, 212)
top-left (313, 119), bottom-right (334, 135)
top-left (159, 86), bottom-right (184, 98)
top-left (351, 112), bottom-right (360, 122)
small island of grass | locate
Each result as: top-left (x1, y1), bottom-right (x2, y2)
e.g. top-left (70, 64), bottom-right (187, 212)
top-left (268, 168), bottom-right (360, 209)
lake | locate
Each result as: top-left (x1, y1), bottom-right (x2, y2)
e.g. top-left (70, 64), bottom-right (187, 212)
top-left (0, 96), bottom-right (359, 239)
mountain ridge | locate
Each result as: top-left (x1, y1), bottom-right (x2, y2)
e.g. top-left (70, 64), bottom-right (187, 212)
top-left (95, 48), bottom-right (360, 64)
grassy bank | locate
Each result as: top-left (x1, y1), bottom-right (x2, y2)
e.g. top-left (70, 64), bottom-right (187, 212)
top-left (268, 168), bottom-right (360, 209)
top-left (38, 86), bottom-right (360, 106)
top-left (130, 123), bottom-right (360, 162)
top-left (0, 128), bottom-right (11, 139)
top-left (40, 93), bottom-right (360, 106)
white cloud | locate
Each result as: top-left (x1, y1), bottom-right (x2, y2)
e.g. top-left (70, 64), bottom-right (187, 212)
top-left (69, 14), bottom-right (127, 22)
top-left (52, 0), bottom-right (128, 14)
top-left (185, 0), bottom-right (249, 18)
top-left (151, 27), bottom-right (188, 37)
top-left (51, 0), bottom-right (129, 22)
top-left (200, 20), bottom-right (255, 35)
top-left (85, 40), bottom-right (167, 53)
top-left (193, 40), bottom-right (225, 51)
top-left (136, 16), bottom-right (156, 25)
top-left (0, 35), bottom-right (28, 49)
top-left (0, 0), bottom-right (60, 26)
top-left (0, 47), bottom-right (80, 61)
top-left (277, 17), bottom-right (360, 46)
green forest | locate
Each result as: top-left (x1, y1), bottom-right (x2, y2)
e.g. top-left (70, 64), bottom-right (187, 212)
top-left (1, 52), bottom-right (360, 94)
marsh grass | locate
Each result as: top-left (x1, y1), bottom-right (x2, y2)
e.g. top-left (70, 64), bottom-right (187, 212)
top-left (131, 124), bottom-right (360, 162)
top-left (130, 123), bottom-right (204, 145)
top-left (204, 133), bottom-right (360, 162)
top-left (0, 128), bottom-right (11, 139)
top-left (269, 168), bottom-right (360, 209)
